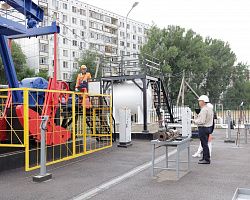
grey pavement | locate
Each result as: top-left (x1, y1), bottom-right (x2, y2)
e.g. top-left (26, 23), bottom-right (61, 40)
top-left (0, 129), bottom-right (250, 200)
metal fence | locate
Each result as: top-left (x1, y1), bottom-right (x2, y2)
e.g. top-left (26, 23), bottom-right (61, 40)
top-left (0, 88), bottom-right (112, 171)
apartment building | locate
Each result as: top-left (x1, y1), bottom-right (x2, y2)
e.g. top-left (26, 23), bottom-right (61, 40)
top-left (13, 0), bottom-right (150, 80)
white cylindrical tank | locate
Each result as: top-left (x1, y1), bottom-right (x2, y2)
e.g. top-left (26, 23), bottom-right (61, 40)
top-left (113, 80), bottom-right (153, 124)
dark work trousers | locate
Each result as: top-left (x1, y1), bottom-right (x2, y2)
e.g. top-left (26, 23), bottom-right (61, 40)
top-left (198, 127), bottom-right (211, 161)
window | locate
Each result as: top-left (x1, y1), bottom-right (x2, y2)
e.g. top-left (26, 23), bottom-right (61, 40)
top-left (81, 31), bottom-right (85, 37)
top-left (72, 51), bottom-right (77, 57)
top-left (40, 35), bottom-right (48, 40)
top-left (127, 24), bottom-right (130, 29)
top-left (53, 12), bottom-right (59, 19)
top-left (104, 16), bottom-right (111, 23)
top-left (72, 17), bottom-right (77, 24)
top-left (112, 38), bottom-right (117, 45)
top-left (63, 61), bottom-right (68, 68)
top-left (80, 42), bottom-right (84, 49)
top-left (127, 43), bottom-right (130, 48)
top-left (111, 17), bottom-right (117, 25)
top-left (127, 52), bottom-right (130, 56)
top-left (120, 41), bottom-right (124, 46)
top-left (133, 53), bottom-right (137, 58)
top-left (138, 27), bottom-right (142, 33)
top-left (63, 38), bottom-right (68, 45)
top-left (63, 15), bottom-right (67, 22)
top-left (120, 50), bottom-right (125, 55)
top-left (133, 44), bottom-right (136, 50)
top-left (73, 62), bottom-right (78, 69)
top-left (72, 6), bottom-right (77, 13)
top-left (89, 11), bottom-right (103, 20)
top-left (39, 43), bottom-right (48, 52)
top-left (133, 35), bottom-right (136, 40)
top-left (138, 45), bottom-right (141, 50)
top-left (105, 46), bottom-right (112, 53)
top-left (120, 31), bottom-right (125, 37)
top-left (120, 22), bottom-right (124, 28)
top-left (63, 50), bottom-right (68, 57)
top-left (133, 26), bottom-right (136, 32)
top-left (63, 26), bottom-right (68, 35)
top-left (72, 40), bottom-right (77, 46)
top-left (89, 21), bottom-right (103, 30)
top-left (80, 9), bottom-right (86, 16)
top-left (52, 0), bottom-right (57, 8)
top-left (39, 57), bottom-right (48, 65)
top-left (138, 36), bottom-right (142, 44)
top-left (80, 20), bottom-right (86, 27)
top-left (126, 33), bottom-right (130, 39)
top-left (63, 73), bottom-right (68, 80)
top-left (63, 3), bottom-right (67, 9)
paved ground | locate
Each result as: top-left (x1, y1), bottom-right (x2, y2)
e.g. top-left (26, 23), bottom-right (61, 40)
top-left (0, 129), bottom-right (250, 200)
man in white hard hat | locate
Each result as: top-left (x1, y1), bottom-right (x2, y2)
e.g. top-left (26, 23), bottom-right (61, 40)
top-left (192, 103), bottom-right (214, 158)
top-left (193, 95), bottom-right (214, 164)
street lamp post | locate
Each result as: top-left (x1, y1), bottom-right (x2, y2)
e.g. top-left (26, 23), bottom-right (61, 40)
top-left (125, 2), bottom-right (139, 56)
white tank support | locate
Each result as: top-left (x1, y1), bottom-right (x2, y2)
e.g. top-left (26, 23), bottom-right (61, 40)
top-left (118, 108), bottom-right (132, 148)
top-left (181, 107), bottom-right (192, 137)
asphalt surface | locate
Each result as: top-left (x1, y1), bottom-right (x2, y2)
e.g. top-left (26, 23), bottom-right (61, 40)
top-left (0, 129), bottom-right (250, 200)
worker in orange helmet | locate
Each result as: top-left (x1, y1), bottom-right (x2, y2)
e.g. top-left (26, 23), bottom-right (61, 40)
top-left (75, 65), bottom-right (92, 93)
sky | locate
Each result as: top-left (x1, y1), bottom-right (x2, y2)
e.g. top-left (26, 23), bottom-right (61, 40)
top-left (83, 0), bottom-right (250, 64)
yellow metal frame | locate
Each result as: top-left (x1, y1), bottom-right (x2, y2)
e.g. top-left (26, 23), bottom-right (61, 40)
top-left (0, 88), bottom-right (112, 171)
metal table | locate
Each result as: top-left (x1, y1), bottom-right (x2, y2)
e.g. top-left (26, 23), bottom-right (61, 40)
top-left (151, 137), bottom-right (191, 178)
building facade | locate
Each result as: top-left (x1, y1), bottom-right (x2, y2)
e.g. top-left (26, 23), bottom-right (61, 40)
top-left (15, 0), bottom-right (150, 80)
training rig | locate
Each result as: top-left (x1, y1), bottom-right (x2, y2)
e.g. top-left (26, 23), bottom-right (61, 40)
top-left (100, 54), bottom-right (174, 138)
top-left (0, 0), bottom-right (113, 172)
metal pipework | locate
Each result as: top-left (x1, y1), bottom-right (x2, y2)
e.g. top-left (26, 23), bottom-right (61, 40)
top-left (156, 129), bottom-right (180, 141)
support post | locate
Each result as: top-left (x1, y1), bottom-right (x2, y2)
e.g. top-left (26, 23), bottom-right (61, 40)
top-left (142, 78), bottom-right (148, 133)
top-left (33, 116), bottom-right (52, 182)
top-left (181, 71), bottom-right (185, 106)
top-left (53, 32), bottom-right (57, 88)
top-left (0, 35), bottom-right (22, 103)
top-left (224, 111), bottom-right (235, 143)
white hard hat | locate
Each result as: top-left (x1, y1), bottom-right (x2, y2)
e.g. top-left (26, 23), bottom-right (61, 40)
top-left (207, 103), bottom-right (213, 109)
top-left (198, 95), bottom-right (209, 103)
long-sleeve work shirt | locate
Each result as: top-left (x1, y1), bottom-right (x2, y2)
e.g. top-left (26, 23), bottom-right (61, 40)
top-left (194, 105), bottom-right (214, 127)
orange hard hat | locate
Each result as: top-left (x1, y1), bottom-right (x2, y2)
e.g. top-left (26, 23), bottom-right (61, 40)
top-left (80, 65), bottom-right (87, 70)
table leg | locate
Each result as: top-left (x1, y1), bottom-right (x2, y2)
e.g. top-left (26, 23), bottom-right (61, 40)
top-left (176, 147), bottom-right (180, 178)
top-left (152, 144), bottom-right (155, 177)
top-left (166, 145), bottom-right (168, 168)
top-left (188, 145), bottom-right (190, 171)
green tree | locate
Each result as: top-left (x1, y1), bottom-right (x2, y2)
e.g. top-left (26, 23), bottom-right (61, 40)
top-left (78, 50), bottom-right (100, 78)
top-left (201, 38), bottom-right (236, 102)
top-left (223, 63), bottom-right (250, 108)
top-left (70, 50), bottom-right (99, 90)
top-left (140, 25), bottom-right (237, 106)
top-left (36, 70), bottom-right (49, 80)
top-left (0, 41), bottom-right (35, 84)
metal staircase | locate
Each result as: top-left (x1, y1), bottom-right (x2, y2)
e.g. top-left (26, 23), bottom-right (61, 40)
top-left (151, 78), bottom-right (174, 124)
